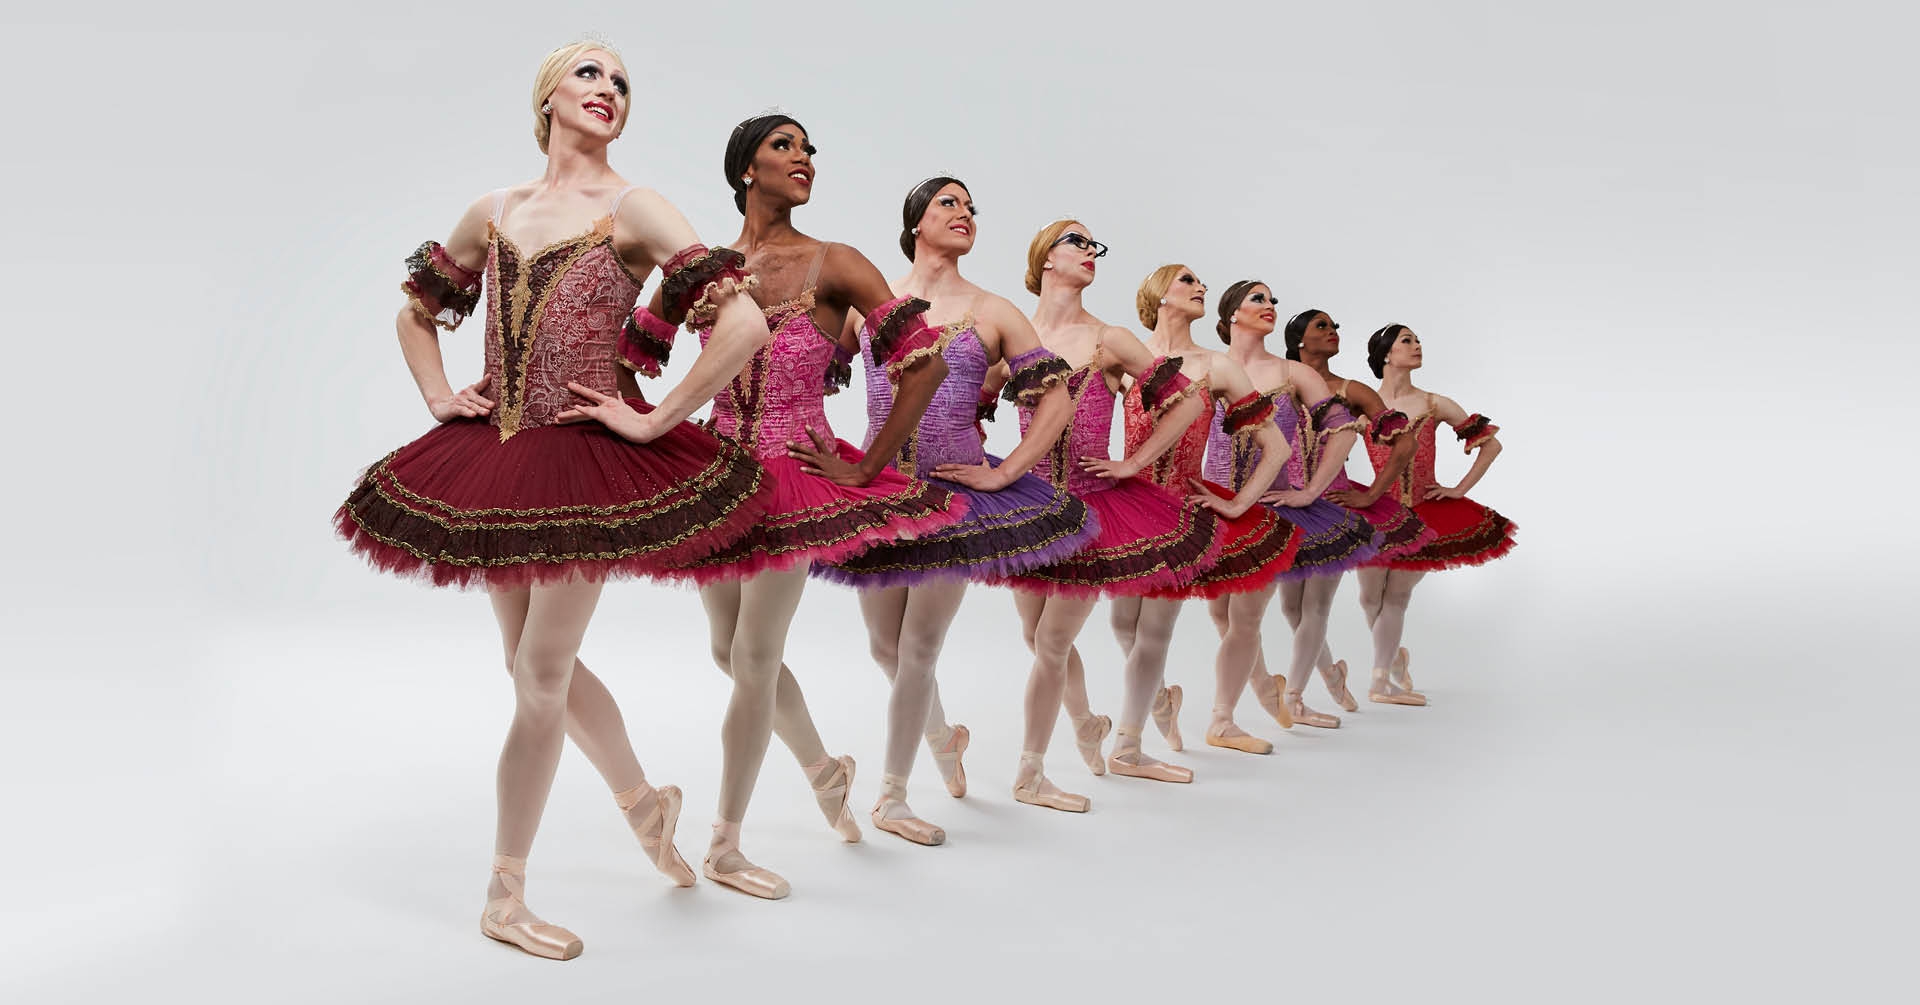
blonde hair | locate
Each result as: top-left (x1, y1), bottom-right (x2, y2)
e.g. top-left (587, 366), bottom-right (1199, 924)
top-left (532, 39), bottom-right (631, 153)
top-left (1025, 219), bottom-right (1083, 295)
top-left (1136, 263), bottom-right (1186, 329)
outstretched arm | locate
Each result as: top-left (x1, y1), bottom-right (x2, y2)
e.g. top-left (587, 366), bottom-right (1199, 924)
top-left (1427, 393), bottom-right (1502, 499)
top-left (397, 195), bottom-right (497, 422)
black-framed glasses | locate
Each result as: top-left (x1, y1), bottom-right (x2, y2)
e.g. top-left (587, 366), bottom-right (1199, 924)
top-left (1050, 233), bottom-right (1109, 258)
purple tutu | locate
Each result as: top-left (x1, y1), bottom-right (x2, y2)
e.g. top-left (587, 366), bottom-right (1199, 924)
top-left (814, 454), bottom-right (1097, 587)
top-left (1207, 397), bottom-right (1382, 580)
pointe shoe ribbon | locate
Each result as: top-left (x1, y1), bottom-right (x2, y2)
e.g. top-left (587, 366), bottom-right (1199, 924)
top-left (1107, 731), bottom-right (1195, 783)
top-left (613, 783), bottom-right (696, 887)
top-left (807, 755), bottom-right (863, 843)
top-left (1248, 673), bottom-right (1296, 729)
top-left (1391, 647), bottom-right (1418, 693)
top-left (931, 724), bottom-right (970, 799)
top-left (872, 798), bottom-right (947, 845)
top-left (1013, 772), bottom-right (1091, 813)
top-left (480, 854), bottom-right (583, 961)
top-left (1151, 685), bottom-right (1185, 751)
top-left (1319, 659), bottom-right (1360, 712)
top-left (1367, 668), bottom-right (1428, 706)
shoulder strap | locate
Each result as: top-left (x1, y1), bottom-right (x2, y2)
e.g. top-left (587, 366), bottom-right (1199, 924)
top-left (489, 189), bottom-right (508, 223)
top-left (607, 185), bottom-right (639, 219)
top-left (802, 241), bottom-right (833, 291)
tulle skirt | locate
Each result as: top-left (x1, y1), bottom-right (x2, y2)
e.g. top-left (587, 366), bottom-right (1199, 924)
top-left (1001, 477), bottom-right (1221, 598)
top-left (815, 454), bottom-right (1097, 588)
top-left (660, 441), bottom-right (967, 585)
top-left (1386, 496), bottom-right (1518, 571)
top-left (333, 399), bottom-right (770, 589)
top-left (1267, 497), bottom-right (1382, 581)
top-left (1148, 480), bottom-right (1299, 599)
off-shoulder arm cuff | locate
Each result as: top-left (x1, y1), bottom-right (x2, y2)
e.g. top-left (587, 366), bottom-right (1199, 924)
top-left (617, 307), bottom-right (677, 377)
top-left (823, 343), bottom-right (855, 395)
top-left (660, 245), bottom-right (758, 326)
top-left (1307, 396), bottom-right (1367, 441)
top-left (867, 297), bottom-right (948, 382)
top-left (401, 241), bottom-right (481, 331)
top-left (1220, 391), bottom-right (1277, 434)
top-left (1136, 355), bottom-right (1197, 417)
top-left (1453, 413), bottom-right (1499, 452)
top-left (1369, 409), bottom-right (1412, 444)
top-left (976, 386), bottom-right (999, 423)
top-left (999, 347), bottom-right (1071, 406)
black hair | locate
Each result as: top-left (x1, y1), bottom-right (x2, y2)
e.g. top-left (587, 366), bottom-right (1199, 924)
top-left (724, 113), bottom-right (806, 214)
top-left (1367, 323), bottom-right (1410, 378)
top-left (899, 176), bottom-right (968, 260)
top-left (1283, 309), bottom-right (1328, 361)
top-left (1215, 280), bottom-right (1260, 343)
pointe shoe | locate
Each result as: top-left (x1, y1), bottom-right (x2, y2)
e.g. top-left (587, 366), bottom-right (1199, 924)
top-left (1248, 672), bottom-right (1296, 729)
top-left (613, 783), bottom-right (696, 887)
top-left (1204, 722), bottom-right (1274, 755)
top-left (1319, 659), bottom-right (1360, 712)
top-left (930, 724), bottom-right (970, 799)
top-left (807, 755), bottom-right (863, 843)
top-left (1391, 647), bottom-right (1417, 693)
top-left (1107, 730), bottom-right (1194, 783)
top-left (1151, 685), bottom-right (1185, 751)
top-left (480, 854), bottom-right (583, 961)
top-left (872, 789), bottom-right (947, 846)
top-left (1367, 667), bottom-right (1428, 706)
top-left (1013, 772), bottom-right (1092, 813)
top-left (1285, 692), bottom-right (1342, 729)
top-left (702, 828), bottom-right (790, 900)
top-left (1072, 714), bottom-right (1112, 776)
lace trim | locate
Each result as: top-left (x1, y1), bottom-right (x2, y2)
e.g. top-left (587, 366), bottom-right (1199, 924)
top-left (1000, 349), bottom-right (1071, 406)
top-left (824, 343), bottom-right (855, 396)
top-left (1307, 396), bottom-right (1367, 441)
top-left (618, 307), bottom-right (677, 378)
top-left (1220, 391), bottom-right (1276, 434)
top-left (660, 245), bottom-right (754, 325)
top-left (1369, 409), bottom-right (1412, 445)
top-left (1454, 413), bottom-right (1499, 452)
top-left (1135, 355), bottom-right (1191, 415)
top-left (868, 296), bottom-right (935, 363)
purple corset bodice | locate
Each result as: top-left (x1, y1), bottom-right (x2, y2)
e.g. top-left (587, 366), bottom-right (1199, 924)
top-left (1204, 388), bottom-right (1306, 492)
top-left (862, 320), bottom-right (986, 478)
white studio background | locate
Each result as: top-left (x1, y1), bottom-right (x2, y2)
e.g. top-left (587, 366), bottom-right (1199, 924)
top-left (2, 2), bottom-right (1913, 1002)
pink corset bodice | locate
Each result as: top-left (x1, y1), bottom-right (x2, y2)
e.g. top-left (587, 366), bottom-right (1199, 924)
top-left (1019, 362), bottom-right (1119, 495)
top-left (1124, 377), bottom-right (1213, 491)
top-left (1365, 411), bottom-right (1443, 506)
top-left (699, 290), bottom-right (837, 460)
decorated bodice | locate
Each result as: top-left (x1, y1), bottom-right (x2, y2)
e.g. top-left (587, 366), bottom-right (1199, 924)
top-left (1205, 385), bottom-right (1306, 493)
top-left (1123, 376), bottom-right (1212, 492)
top-left (481, 218), bottom-right (640, 439)
top-left (1367, 408), bottom-right (1444, 506)
top-left (698, 289), bottom-right (837, 460)
top-left (862, 319), bottom-right (986, 477)
top-left (1019, 361), bottom-right (1118, 495)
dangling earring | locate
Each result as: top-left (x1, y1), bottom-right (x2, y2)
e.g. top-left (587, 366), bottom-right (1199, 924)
top-left (541, 102), bottom-right (552, 114)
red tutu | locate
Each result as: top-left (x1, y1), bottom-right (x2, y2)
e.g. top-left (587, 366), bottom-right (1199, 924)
top-left (1388, 497), bottom-right (1517, 571)
top-left (662, 439), bottom-right (967, 584)
top-left (1149, 480), bottom-right (1300, 599)
top-left (1003, 478), bottom-right (1222, 598)
top-left (334, 399), bottom-right (771, 589)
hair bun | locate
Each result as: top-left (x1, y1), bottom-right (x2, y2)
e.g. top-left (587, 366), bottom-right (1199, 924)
top-left (1215, 318), bottom-right (1232, 342)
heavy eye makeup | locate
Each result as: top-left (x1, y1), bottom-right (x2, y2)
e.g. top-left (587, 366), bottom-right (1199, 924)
top-left (575, 62), bottom-right (628, 96)
top-left (936, 195), bottom-right (979, 215)
top-left (771, 135), bottom-right (819, 156)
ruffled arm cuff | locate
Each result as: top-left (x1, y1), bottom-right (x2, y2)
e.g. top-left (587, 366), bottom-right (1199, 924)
top-left (1369, 409), bottom-right (1412, 445)
top-left (401, 241), bottom-right (481, 331)
top-left (823, 343), bottom-right (855, 396)
top-left (1220, 391), bottom-right (1277, 435)
top-left (976, 386), bottom-right (999, 424)
top-left (1307, 396), bottom-right (1367, 442)
top-left (659, 245), bottom-right (758, 327)
top-left (1453, 413), bottom-right (1500, 452)
top-left (617, 307), bottom-right (677, 378)
top-left (1135, 355), bottom-right (1198, 417)
top-left (999, 348), bottom-right (1072, 406)
top-left (866, 297), bottom-right (948, 383)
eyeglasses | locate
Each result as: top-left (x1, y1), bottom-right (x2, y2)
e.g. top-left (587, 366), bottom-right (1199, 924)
top-left (1049, 233), bottom-right (1109, 258)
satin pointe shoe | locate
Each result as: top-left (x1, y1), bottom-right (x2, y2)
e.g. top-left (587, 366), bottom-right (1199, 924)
top-left (1285, 691), bottom-right (1342, 729)
top-left (1247, 672), bottom-right (1296, 729)
top-left (480, 854), bottom-right (583, 961)
top-left (1367, 667), bottom-right (1428, 706)
top-left (807, 755), bottom-right (862, 843)
top-left (1072, 713), bottom-right (1112, 776)
top-left (1391, 647), bottom-right (1418, 694)
top-left (1151, 685), bottom-right (1185, 751)
top-left (1012, 759), bottom-right (1092, 814)
top-left (702, 823), bottom-right (790, 900)
top-left (1107, 727), bottom-right (1195, 783)
top-left (1204, 716), bottom-right (1274, 755)
top-left (930, 724), bottom-right (970, 799)
top-left (1319, 659), bottom-right (1360, 712)
top-left (872, 774), bottom-right (946, 846)
top-left (613, 783), bottom-right (696, 887)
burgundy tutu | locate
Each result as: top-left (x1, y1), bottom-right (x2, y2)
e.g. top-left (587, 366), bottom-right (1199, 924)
top-left (336, 400), bottom-right (770, 589)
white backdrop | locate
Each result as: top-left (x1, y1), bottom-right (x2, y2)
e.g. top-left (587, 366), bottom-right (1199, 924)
top-left (4, 2), bottom-right (1912, 1001)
